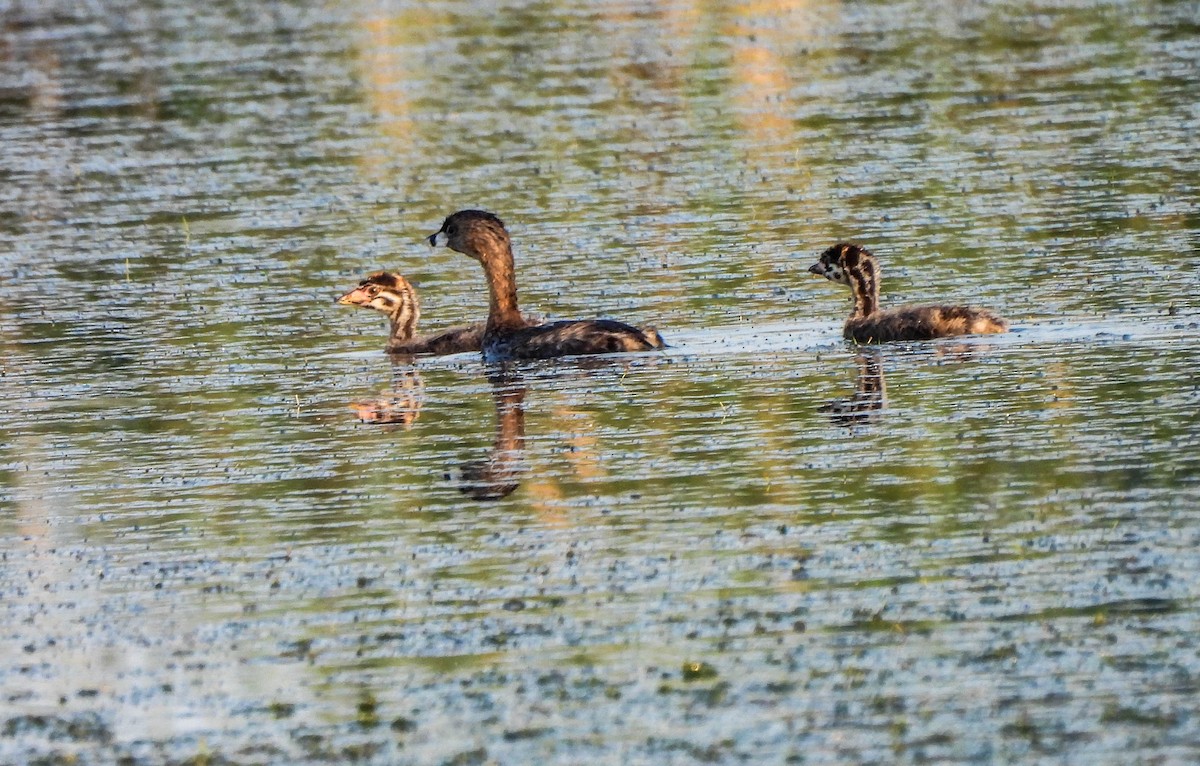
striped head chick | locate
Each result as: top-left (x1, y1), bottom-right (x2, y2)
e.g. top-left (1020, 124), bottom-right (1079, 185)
top-left (337, 271), bottom-right (420, 344)
top-left (808, 243), bottom-right (1008, 343)
top-left (808, 243), bottom-right (880, 320)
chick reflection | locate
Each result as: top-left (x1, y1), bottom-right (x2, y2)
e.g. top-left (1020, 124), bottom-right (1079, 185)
top-left (348, 367), bottom-right (425, 429)
top-left (821, 351), bottom-right (886, 426)
top-left (454, 369), bottom-right (526, 501)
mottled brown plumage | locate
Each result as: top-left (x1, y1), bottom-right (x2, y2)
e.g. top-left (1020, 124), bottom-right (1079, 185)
top-left (337, 271), bottom-right (484, 355)
top-left (428, 209), bottom-right (667, 362)
top-left (808, 243), bottom-right (1008, 344)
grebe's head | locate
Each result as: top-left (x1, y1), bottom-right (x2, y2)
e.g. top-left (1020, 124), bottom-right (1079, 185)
top-left (808, 243), bottom-right (874, 286)
top-left (428, 209), bottom-right (510, 262)
top-left (337, 271), bottom-right (420, 327)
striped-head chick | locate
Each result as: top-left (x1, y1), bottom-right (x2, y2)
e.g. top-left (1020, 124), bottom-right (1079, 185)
top-left (808, 243), bottom-right (880, 319)
top-left (807, 243), bottom-right (876, 286)
top-left (337, 271), bottom-right (420, 341)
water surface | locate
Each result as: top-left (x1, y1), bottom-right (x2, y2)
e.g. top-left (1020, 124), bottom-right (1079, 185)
top-left (1, 0), bottom-right (1198, 763)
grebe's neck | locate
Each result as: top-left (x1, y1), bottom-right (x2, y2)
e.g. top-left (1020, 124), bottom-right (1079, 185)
top-left (479, 235), bottom-right (526, 332)
top-left (386, 283), bottom-right (420, 342)
top-left (847, 256), bottom-right (880, 319)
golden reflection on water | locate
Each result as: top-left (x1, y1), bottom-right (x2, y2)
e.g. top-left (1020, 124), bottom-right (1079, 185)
top-left (353, 9), bottom-right (436, 177)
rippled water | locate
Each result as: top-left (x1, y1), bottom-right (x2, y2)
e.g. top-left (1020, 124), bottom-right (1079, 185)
top-left (2, 0), bottom-right (1198, 763)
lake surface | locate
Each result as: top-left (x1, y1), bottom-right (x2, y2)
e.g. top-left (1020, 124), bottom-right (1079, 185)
top-left (1, 0), bottom-right (1198, 763)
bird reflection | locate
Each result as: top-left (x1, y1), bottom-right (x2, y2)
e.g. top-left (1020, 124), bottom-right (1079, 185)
top-left (820, 351), bottom-right (886, 426)
top-left (348, 366), bottom-right (425, 429)
top-left (455, 368), bottom-right (527, 501)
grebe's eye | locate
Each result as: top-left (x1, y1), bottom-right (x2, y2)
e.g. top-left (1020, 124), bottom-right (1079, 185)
top-left (447, 224), bottom-right (458, 237)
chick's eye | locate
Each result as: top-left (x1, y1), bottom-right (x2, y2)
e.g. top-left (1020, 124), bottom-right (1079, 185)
top-left (367, 286), bottom-right (379, 296)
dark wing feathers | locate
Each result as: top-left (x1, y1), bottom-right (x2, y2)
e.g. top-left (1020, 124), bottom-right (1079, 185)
top-left (388, 323), bottom-right (486, 355)
top-left (488, 319), bottom-right (663, 360)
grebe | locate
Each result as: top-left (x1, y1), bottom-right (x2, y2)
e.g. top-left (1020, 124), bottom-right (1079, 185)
top-left (428, 210), bottom-right (666, 361)
top-left (337, 271), bottom-right (484, 355)
top-left (808, 243), bottom-right (1008, 343)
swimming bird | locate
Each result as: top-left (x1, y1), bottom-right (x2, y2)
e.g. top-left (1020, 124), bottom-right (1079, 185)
top-left (808, 243), bottom-right (1008, 343)
top-left (337, 271), bottom-right (485, 355)
top-left (428, 209), bottom-right (666, 361)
